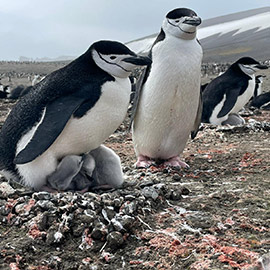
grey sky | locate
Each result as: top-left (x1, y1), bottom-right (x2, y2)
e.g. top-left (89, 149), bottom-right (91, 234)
top-left (0, 0), bottom-right (269, 60)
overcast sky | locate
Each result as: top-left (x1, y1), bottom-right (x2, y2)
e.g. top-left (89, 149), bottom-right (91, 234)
top-left (0, 0), bottom-right (269, 61)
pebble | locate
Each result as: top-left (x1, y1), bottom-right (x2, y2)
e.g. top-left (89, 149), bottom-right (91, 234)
top-left (106, 231), bottom-right (124, 250)
top-left (0, 182), bottom-right (16, 197)
top-left (172, 174), bottom-right (181, 181)
top-left (91, 222), bottom-right (108, 240)
top-left (32, 191), bottom-right (52, 201)
top-left (141, 186), bottom-right (159, 200)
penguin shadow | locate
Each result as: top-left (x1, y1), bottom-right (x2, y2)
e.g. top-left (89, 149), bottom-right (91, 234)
top-left (44, 145), bottom-right (124, 194)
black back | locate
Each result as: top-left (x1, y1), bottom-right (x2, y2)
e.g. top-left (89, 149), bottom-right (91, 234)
top-left (250, 92), bottom-right (270, 109)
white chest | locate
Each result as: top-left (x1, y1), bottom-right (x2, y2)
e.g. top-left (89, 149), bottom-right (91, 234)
top-left (52, 77), bottom-right (131, 155)
top-left (16, 77), bottom-right (131, 189)
top-left (133, 37), bottom-right (202, 158)
top-left (232, 76), bottom-right (255, 113)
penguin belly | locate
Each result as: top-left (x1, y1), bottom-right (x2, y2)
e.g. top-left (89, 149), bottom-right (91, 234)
top-left (231, 77), bottom-right (255, 114)
top-left (16, 78), bottom-right (131, 189)
top-left (210, 77), bottom-right (255, 125)
top-left (133, 39), bottom-right (202, 160)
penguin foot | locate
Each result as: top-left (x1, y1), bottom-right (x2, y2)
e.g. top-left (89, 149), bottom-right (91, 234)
top-left (164, 156), bottom-right (189, 169)
top-left (135, 155), bottom-right (153, 168)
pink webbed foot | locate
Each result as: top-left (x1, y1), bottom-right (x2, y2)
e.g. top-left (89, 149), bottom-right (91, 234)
top-left (135, 155), bottom-right (154, 168)
top-left (163, 156), bottom-right (189, 169)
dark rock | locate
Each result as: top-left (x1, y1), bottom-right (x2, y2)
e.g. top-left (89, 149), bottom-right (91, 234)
top-left (106, 231), bottom-right (124, 250)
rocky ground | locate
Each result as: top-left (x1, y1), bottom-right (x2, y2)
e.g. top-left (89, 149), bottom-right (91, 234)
top-left (0, 63), bottom-right (270, 270)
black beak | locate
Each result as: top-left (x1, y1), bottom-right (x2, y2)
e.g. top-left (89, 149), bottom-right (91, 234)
top-left (184, 16), bottom-right (202, 26)
top-left (123, 55), bottom-right (152, 66)
top-left (255, 64), bottom-right (268, 70)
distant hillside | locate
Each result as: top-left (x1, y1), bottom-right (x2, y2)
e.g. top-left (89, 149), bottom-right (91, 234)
top-left (19, 55), bottom-right (74, 62)
top-left (127, 7), bottom-right (270, 63)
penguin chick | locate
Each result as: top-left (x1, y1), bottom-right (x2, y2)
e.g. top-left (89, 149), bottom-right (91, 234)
top-left (221, 113), bottom-right (245, 126)
top-left (90, 145), bottom-right (124, 190)
top-left (46, 145), bottom-right (122, 192)
top-left (47, 155), bottom-right (85, 191)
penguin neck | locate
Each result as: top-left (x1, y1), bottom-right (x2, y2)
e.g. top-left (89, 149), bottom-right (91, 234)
top-left (238, 64), bottom-right (256, 78)
top-left (67, 49), bottom-right (115, 80)
top-left (230, 63), bottom-right (254, 79)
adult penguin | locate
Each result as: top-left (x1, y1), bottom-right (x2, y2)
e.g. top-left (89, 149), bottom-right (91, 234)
top-left (132, 8), bottom-right (203, 168)
top-left (0, 40), bottom-right (151, 190)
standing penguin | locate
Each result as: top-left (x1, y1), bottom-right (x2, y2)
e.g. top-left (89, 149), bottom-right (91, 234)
top-left (253, 75), bottom-right (265, 98)
top-left (131, 8), bottom-right (203, 168)
top-left (0, 40), bottom-right (151, 191)
top-left (202, 57), bottom-right (268, 125)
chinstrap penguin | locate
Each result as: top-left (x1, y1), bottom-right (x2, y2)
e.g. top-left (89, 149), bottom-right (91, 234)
top-left (202, 57), bottom-right (268, 125)
top-left (0, 40), bottom-right (151, 191)
top-left (250, 92), bottom-right (270, 110)
top-left (0, 85), bottom-right (11, 99)
top-left (131, 8), bottom-right (203, 168)
top-left (47, 145), bottom-right (123, 192)
top-left (253, 75), bottom-right (265, 98)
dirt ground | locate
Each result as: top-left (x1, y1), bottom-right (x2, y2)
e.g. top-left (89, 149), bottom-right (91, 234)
top-left (0, 62), bottom-right (270, 270)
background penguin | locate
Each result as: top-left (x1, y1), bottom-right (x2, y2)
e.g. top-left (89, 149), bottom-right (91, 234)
top-left (253, 75), bottom-right (265, 98)
top-left (131, 8), bottom-right (202, 168)
top-left (0, 85), bottom-right (11, 99)
top-left (47, 145), bottom-right (123, 192)
top-left (8, 85), bottom-right (33, 99)
top-left (0, 40), bottom-right (151, 191)
top-left (202, 57), bottom-right (268, 125)
top-left (250, 92), bottom-right (270, 110)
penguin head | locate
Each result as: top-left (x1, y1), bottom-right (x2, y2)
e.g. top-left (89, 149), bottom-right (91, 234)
top-left (162, 8), bottom-right (201, 40)
top-left (256, 75), bottom-right (265, 84)
top-left (3, 85), bottom-right (10, 93)
top-left (236, 57), bottom-right (268, 75)
top-left (91, 40), bottom-right (152, 78)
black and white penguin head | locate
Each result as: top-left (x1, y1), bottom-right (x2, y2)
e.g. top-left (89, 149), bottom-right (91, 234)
top-left (256, 75), bottom-right (265, 84)
top-left (91, 40), bottom-right (151, 78)
top-left (3, 85), bottom-right (11, 94)
top-left (235, 57), bottom-right (268, 76)
top-left (162, 8), bottom-right (201, 40)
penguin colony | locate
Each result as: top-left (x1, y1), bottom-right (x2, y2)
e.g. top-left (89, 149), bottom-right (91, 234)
top-left (0, 7), bottom-right (269, 192)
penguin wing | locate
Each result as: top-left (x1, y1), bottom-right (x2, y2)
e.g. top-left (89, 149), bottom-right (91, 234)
top-left (191, 90), bottom-right (202, 139)
top-left (14, 95), bottom-right (86, 164)
top-left (217, 87), bottom-right (241, 118)
top-left (129, 67), bottom-right (147, 130)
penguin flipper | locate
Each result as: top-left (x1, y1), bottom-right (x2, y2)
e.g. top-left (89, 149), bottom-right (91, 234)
top-left (129, 67), bottom-right (148, 130)
top-left (14, 95), bottom-right (85, 164)
top-left (191, 90), bottom-right (202, 139)
top-left (217, 89), bottom-right (240, 118)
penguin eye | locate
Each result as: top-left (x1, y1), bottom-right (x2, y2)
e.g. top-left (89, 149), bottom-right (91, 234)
top-left (175, 20), bottom-right (180, 23)
top-left (110, 56), bottom-right (117, 60)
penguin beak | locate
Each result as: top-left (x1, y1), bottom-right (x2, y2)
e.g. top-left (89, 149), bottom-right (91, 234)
top-left (123, 55), bottom-right (152, 66)
top-left (184, 16), bottom-right (202, 26)
top-left (255, 64), bottom-right (268, 70)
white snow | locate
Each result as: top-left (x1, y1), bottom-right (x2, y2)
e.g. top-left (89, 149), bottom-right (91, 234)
top-left (198, 12), bottom-right (270, 40)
